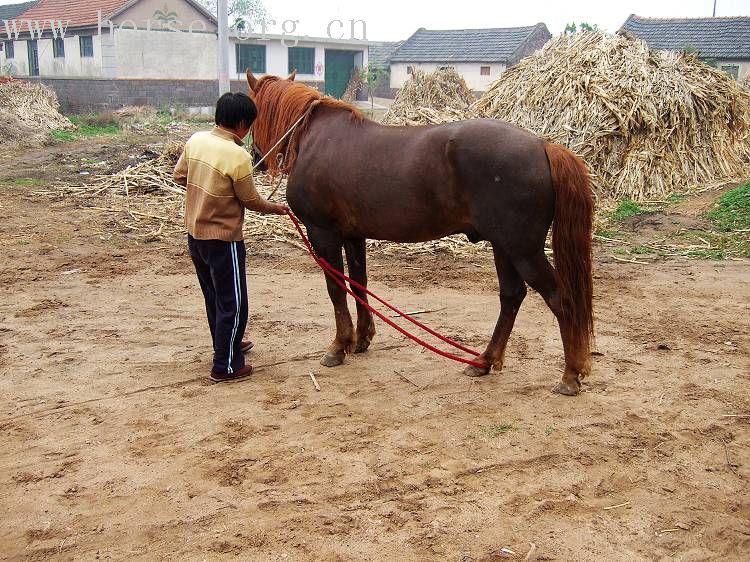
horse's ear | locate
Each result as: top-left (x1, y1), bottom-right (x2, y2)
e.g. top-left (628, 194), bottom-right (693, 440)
top-left (246, 70), bottom-right (259, 92)
top-left (287, 70), bottom-right (297, 81)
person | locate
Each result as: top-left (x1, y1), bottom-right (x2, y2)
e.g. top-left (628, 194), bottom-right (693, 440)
top-left (174, 92), bottom-right (288, 383)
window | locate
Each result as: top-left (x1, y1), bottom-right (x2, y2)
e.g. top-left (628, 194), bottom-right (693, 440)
top-left (52, 37), bottom-right (65, 58)
top-left (79, 36), bottom-right (93, 58)
top-left (3, 41), bottom-right (14, 59)
top-left (721, 64), bottom-right (739, 80)
top-left (480, 66), bottom-right (490, 76)
top-left (236, 43), bottom-right (265, 73)
top-left (288, 46), bottom-right (314, 74)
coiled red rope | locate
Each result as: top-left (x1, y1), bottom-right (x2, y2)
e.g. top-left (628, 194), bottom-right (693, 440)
top-left (285, 211), bottom-right (488, 369)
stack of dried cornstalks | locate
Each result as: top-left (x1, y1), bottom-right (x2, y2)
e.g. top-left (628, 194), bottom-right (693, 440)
top-left (382, 68), bottom-right (474, 126)
top-left (92, 140), bottom-right (187, 196)
top-left (0, 78), bottom-right (72, 130)
top-left (472, 32), bottom-right (750, 200)
top-left (342, 71), bottom-right (364, 103)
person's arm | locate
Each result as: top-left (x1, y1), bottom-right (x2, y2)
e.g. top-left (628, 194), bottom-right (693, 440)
top-left (233, 157), bottom-right (288, 215)
top-left (173, 146), bottom-right (188, 187)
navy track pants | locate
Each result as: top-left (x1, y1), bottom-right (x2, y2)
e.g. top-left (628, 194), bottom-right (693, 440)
top-left (188, 235), bottom-right (248, 375)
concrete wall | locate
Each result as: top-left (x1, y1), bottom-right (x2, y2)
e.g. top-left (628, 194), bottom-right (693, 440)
top-left (1, 39), bottom-right (27, 75)
top-left (230, 39), bottom-right (368, 84)
top-left (390, 61), bottom-right (506, 91)
top-left (35, 35), bottom-right (103, 78)
top-left (114, 28), bottom-right (217, 79)
top-left (716, 59), bottom-right (750, 81)
top-left (113, 0), bottom-right (218, 33)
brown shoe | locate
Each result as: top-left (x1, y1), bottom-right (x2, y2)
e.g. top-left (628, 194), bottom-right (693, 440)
top-left (240, 340), bottom-right (254, 353)
top-left (210, 364), bottom-right (253, 384)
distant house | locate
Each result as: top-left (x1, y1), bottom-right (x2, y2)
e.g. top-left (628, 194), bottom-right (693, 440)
top-left (621, 14), bottom-right (750, 81)
top-left (368, 40), bottom-right (403, 69)
top-left (0, 1), bottom-right (37, 68)
top-left (1, 0), bottom-right (219, 80)
top-left (388, 24), bottom-right (551, 92)
top-left (0, 0), bottom-right (369, 109)
top-left (230, 32), bottom-right (369, 99)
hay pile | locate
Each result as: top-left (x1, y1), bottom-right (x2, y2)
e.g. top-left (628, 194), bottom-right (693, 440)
top-left (472, 32), bottom-right (750, 199)
top-left (0, 77), bottom-right (72, 147)
top-left (382, 68), bottom-right (474, 126)
top-left (342, 71), bottom-right (363, 103)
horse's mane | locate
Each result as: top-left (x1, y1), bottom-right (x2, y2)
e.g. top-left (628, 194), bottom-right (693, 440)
top-left (252, 76), bottom-right (365, 174)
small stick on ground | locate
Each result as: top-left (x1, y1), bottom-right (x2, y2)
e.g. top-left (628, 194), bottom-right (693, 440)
top-left (603, 500), bottom-right (631, 510)
top-left (390, 307), bottom-right (445, 319)
top-left (309, 372), bottom-right (321, 391)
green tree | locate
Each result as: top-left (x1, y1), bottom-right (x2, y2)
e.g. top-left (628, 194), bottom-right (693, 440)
top-left (564, 22), bottom-right (600, 34)
top-left (359, 65), bottom-right (387, 115)
top-left (197, 0), bottom-right (270, 31)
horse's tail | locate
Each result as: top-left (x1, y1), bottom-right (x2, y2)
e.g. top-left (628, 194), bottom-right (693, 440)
top-left (545, 142), bottom-right (594, 363)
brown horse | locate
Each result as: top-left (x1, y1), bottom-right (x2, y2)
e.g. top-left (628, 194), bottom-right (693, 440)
top-left (247, 71), bottom-right (594, 395)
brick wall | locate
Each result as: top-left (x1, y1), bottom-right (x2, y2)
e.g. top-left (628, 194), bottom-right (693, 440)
top-left (40, 78), bottom-right (221, 113)
top-left (39, 77), bottom-right (328, 113)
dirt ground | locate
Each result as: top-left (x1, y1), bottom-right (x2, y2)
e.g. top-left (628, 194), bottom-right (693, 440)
top-left (1, 140), bottom-right (749, 561)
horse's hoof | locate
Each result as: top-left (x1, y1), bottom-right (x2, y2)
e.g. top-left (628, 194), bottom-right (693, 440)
top-left (552, 380), bottom-right (580, 396)
top-left (464, 364), bottom-right (490, 377)
top-left (321, 352), bottom-right (345, 367)
top-left (354, 338), bottom-right (371, 354)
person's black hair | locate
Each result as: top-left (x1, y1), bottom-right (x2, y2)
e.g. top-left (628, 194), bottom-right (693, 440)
top-left (215, 92), bottom-right (257, 130)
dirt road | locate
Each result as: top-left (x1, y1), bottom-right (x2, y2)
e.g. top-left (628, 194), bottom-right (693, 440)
top-left (1, 173), bottom-right (749, 560)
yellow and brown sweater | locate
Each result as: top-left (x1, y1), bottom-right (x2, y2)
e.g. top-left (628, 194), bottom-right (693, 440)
top-left (174, 127), bottom-right (262, 241)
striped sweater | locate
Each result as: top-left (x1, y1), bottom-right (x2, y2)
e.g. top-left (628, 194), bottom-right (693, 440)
top-left (174, 127), bottom-right (262, 241)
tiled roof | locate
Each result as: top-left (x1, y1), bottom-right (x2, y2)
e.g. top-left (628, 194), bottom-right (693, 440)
top-left (621, 14), bottom-right (750, 59)
top-left (6, 0), bottom-right (129, 28)
top-left (0, 1), bottom-right (38, 21)
top-left (368, 40), bottom-right (403, 67)
top-left (390, 24), bottom-right (548, 63)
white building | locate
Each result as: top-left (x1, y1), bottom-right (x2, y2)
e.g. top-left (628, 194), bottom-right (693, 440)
top-left (0, 0), bottom-right (368, 109)
top-left (229, 32), bottom-right (368, 97)
top-left (388, 25), bottom-right (551, 92)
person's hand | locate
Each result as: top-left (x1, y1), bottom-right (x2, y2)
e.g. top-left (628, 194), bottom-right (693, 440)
top-left (269, 202), bottom-right (289, 215)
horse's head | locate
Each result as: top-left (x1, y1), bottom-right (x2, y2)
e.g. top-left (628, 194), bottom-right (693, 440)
top-left (247, 70), bottom-right (297, 172)
top-left (246, 69), bottom-right (362, 174)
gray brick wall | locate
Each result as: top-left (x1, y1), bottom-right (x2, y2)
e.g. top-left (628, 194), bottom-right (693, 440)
top-left (39, 77), bottom-right (350, 114)
top-left (39, 78), bottom-right (222, 113)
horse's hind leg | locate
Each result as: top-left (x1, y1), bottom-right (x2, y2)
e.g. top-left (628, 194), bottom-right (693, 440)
top-left (465, 245), bottom-right (527, 377)
top-left (307, 225), bottom-right (355, 367)
top-left (513, 250), bottom-right (590, 396)
top-left (344, 238), bottom-right (376, 353)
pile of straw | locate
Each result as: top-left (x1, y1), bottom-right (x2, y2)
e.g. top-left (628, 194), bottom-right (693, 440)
top-left (382, 68), bottom-right (475, 126)
top-left (0, 78), bottom-right (72, 147)
top-left (472, 32), bottom-right (750, 199)
top-left (342, 71), bottom-right (364, 103)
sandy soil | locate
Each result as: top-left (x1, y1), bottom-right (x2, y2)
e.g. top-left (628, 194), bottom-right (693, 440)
top-left (1, 143), bottom-right (749, 561)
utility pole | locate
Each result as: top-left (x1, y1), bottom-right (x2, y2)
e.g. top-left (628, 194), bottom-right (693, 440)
top-left (217, 0), bottom-right (230, 95)
top-left (713, 0), bottom-right (717, 17)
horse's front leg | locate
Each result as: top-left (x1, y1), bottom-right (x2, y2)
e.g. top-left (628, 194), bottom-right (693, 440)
top-left (344, 238), bottom-right (376, 353)
top-left (307, 225), bottom-right (355, 367)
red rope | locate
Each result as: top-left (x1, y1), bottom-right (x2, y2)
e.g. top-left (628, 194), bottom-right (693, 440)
top-left (286, 211), bottom-right (488, 369)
